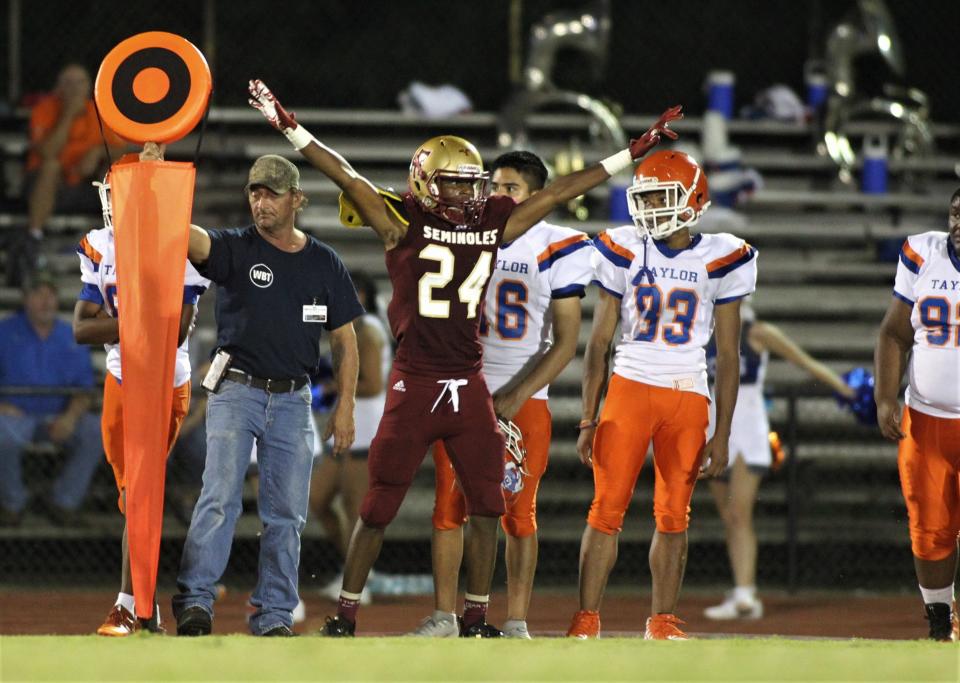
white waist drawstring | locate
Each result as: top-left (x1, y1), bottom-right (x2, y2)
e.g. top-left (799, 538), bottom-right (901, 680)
top-left (431, 378), bottom-right (469, 414)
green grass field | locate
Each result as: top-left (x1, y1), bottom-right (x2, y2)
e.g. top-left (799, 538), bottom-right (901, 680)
top-left (1, 636), bottom-right (957, 682)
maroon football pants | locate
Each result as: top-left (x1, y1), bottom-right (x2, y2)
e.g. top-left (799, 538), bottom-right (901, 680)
top-left (360, 368), bottom-right (506, 528)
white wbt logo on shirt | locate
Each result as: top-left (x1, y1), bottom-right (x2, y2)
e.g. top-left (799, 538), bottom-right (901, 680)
top-left (249, 264), bottom-right (274, 288)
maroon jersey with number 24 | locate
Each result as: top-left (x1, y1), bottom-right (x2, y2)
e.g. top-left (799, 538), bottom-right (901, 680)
top-left (386, 193), bottom-right (516, 377)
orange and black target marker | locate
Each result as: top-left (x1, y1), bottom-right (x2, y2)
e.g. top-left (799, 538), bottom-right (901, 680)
top-left (95, 31), bottom-right (212, 144)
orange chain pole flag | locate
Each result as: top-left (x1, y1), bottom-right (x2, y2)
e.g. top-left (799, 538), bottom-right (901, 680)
top-left (111, 162), bottom-right (194, 618)
top-left (96, 32), bottom-right (211, 619)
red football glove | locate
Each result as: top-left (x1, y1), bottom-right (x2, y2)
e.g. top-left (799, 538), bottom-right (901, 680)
top-left (629, 105), bottom-right (683, 159)
top-left (248, 79), bottom-right (298, 132)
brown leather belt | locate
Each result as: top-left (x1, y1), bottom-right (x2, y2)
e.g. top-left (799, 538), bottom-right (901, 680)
top-left (225, 369), bottom-right (308, 394)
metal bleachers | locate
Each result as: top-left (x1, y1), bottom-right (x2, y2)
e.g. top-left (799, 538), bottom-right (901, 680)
top-left (1, 107), bottom-right (956, 561)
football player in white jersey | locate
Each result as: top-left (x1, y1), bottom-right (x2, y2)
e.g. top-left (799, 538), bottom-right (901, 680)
top-left (72, 143), bottom-right (209, 636)
top-left (567, 150), bottom-right (757, 640)
top-left (417, 152), bottom-right (594, 638)
top-left (875, 189), bottom-right (960, 641)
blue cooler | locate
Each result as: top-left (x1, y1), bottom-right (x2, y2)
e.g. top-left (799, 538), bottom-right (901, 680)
top-left (861, 135), bottom-right (888, 194)
top-left (608, 184), bottom-right (631, 223)
top-left (706, 71), bottom-right (735, 120)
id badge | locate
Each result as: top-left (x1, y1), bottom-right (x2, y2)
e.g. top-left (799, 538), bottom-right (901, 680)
top-left (303, 304), bottom-right (327, 323)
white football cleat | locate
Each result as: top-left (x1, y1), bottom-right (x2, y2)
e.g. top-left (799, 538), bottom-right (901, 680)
top-left (408, 612), bottom-right (459, 637)
top-left (703, 593), bottom-right (763, 620)
top-left (502, 619), bottom-right (532, 639)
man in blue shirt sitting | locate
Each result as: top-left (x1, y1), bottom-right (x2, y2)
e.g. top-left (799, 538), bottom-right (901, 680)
top-left (0, 272), bottom-right (102, 526)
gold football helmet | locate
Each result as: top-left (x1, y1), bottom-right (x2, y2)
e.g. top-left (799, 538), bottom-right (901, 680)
top-left (408, 135), bottom-right (488, 225)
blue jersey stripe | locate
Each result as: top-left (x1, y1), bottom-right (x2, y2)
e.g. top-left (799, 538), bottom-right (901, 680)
top-left (948, 239), bottom-right (960, 274)
top-left (707, 247), bottom-right (756, 279)
top-left (593, 236), bottom-right (632, 269)
top-left (537, 239), bottom-right (592, 272)
top-left (551, 283), bottom-right (586, 299)
top-left (183, 284), bottom-right (207, 305)
top-left (76, 245), bottom-right (101, 272)
top-left (592, 279), bottom-right (623, 299)
top-left (715, 292), bottom-right (749, 305)
top-left (78, 283), bottom-right (104, 305)
top-left (898, 249), bottom-right (921, 275)
top-left (892, 290), bottom-right (914, 307)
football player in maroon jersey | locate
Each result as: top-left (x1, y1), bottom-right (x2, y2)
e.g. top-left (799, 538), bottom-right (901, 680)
top-left (249, 79), bottom-right (681, 636)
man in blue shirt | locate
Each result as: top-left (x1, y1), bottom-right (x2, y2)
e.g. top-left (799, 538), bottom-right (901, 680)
top-left (171, 152), bottom-right (363, 637)
top-left (0, 272), bottom-right (101, 526)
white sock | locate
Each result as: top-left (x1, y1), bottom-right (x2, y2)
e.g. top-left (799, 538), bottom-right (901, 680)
top-left (503, 619), bottom-right (527, 629)
top-left (116, 592), bottom-right (135, 613)
top-left (919, 584), bottom-right (954, 606)
top-left (733, 586), bottom-right (757, 603)
top-left (464, 593), bottom-right (489, 604)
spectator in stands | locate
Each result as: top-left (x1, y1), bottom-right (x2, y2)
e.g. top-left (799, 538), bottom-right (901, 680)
top-left (9, 64), bottom-right (126, 286)
top-left (702, 298), bottom-right (856, 621)
top-left (0, 271), bottom-right (102, 527)
top-left (314, 270), bottom-right (390, 606)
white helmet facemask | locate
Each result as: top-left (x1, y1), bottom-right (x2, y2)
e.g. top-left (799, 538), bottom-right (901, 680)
top-left (92, 178), bottom-right (113, 230)
top-left (498, 418), bottom-right (527, 466)
top-left (626, 166), bottom-right (708, 240)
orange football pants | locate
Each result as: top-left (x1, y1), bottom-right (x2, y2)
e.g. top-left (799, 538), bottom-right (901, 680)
top-left (898, 406), bottom-right (960, 561)
top-left (432, 397), bottom-right (552, 537)
top-left (101, 372), bottom-right (191, 513)
top-left (588, 374), bottom-right (708, 535)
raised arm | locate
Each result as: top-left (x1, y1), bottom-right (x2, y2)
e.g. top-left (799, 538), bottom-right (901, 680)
top-left (749, 321), bottom-right (855, 399)
top-left (135, 142), bottom-right (213, 266)
top-left (248, 80), bottom-right (405, 249)
top-left (577, 289), bottom-right (620, 467)
top-left (874, 297), bottom-right (914, 441)
top-left (187, 224), bottom-right (211, 265)
top-left (503, 106), bottom-right (683, 242)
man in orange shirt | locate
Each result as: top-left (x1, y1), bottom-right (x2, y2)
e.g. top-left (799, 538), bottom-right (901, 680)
top-left (13, 64), bottom-right (125, 284)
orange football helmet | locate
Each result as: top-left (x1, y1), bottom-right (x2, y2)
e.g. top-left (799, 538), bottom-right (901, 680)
top-left (408, 135), bottom-right (488, 226)
top-left (627, 150), bottom-right (710, 239)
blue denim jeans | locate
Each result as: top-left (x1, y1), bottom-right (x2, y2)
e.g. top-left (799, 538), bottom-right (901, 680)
top-left (0, 412), bottom-right (103, 513)
top-left (172, 380), bottom-right (314, 634)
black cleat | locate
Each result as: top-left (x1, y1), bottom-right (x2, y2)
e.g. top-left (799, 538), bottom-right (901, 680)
top-left (458, 617), bottom-right (502, 638)
top-left (176, 605), bottom-right (212, 636)
top-left (321, 615), bottom-right (356, 637)
top-left (262, 625), bottom-right (296, 637)
top-left (140, 604), bottom-right (166, 634)
top-left (924, 603), bottom-right (958, 642)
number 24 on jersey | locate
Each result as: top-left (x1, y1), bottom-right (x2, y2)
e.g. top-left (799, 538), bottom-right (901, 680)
top-left (418, 245), bottom-right (492, 319)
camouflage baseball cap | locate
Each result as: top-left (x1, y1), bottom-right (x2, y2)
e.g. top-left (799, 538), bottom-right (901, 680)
top-left (245, 155), bottom-right (301, 194)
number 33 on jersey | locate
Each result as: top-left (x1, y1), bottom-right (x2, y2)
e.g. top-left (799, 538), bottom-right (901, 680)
top-left (592, 228), bottom-right (758, 397)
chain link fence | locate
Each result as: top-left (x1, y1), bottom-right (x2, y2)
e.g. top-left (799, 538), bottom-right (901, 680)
top-left (1, 0), bottom-right (955, 597)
